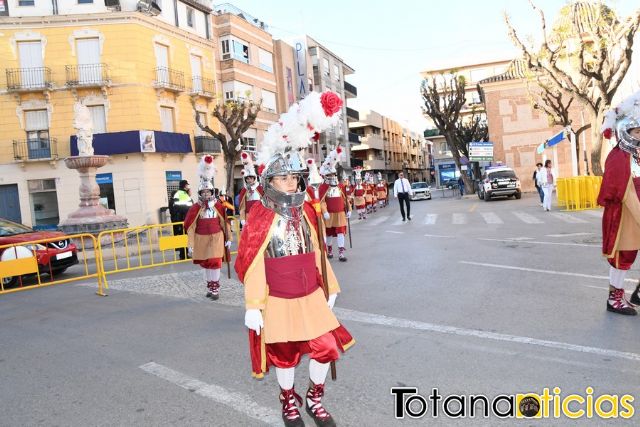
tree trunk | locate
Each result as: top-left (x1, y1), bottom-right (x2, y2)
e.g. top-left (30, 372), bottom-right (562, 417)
top-left (460, 172), bottom-right (474, 195)
top-left (223, 146), bottom-right (239, 197)
top-left (589, 110), bottom-right (605, 176)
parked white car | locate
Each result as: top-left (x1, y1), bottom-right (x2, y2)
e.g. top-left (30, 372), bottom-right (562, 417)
top-left (410, 182), bottom-right (432, 200)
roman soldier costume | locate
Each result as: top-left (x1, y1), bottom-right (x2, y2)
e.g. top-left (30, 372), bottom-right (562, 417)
top-left (235, 91), bottom-right (354, 427)
top-left (353, 167), bottom-right (367, 220)
top-left (363, 172), bottom-right (374, 214)
top-left (376, 173), bottom-right (388, 208)
top-left (238, 151), bottom-right (264, 227)
top-left (183, 155), bottom-right (232, 300)
top-left (342, 172), bottom-right (354, 211)
top-left (318, 146), bottom-right (352, 261)
top-left (598, 90), bottom-right (640, 315)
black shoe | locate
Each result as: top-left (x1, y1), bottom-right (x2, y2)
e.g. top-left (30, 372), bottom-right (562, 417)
top-left (402, 218), bottom-right (406, 222)
top-left (407, 216), bottom-right (412, 221)
top-left (630, 282), bottom-right (640, 306)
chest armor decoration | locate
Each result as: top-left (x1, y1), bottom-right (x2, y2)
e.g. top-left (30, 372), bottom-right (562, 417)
top-left (266, 209), bottom-right (313, 258)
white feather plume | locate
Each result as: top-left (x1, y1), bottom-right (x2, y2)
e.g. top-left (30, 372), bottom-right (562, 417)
top-left (197, 155), bottom-right (216, 181)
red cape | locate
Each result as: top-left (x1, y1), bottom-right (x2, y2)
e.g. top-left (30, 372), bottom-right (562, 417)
top-left (239, 185), bottom-right (264, 204)
top-left (234, 201), bottom-right (319, 282)
top-left (598, 147), bottom-right (633, 257)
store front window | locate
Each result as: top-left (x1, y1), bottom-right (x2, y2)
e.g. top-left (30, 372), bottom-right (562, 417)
top-left (28, 178), bottom-right (59, 229)
top-left (96, 173), bottom-right (115, 211)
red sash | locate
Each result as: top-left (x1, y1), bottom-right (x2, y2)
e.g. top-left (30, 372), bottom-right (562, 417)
top-left (265, 252), bottom-right (319, 299)
top-left (246, 199), bottom-right (259, 213)
top-left (195, 217), bottom-right (221, 234)
top-left (325, 196), bottom-right (345, 213)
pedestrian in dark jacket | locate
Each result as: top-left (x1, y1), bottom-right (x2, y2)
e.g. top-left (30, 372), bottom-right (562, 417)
top-left (169, 179), bottom-right (193, 259)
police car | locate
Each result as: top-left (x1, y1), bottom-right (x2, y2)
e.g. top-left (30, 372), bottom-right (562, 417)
top-left (477, 167), bottom-right (521, 201)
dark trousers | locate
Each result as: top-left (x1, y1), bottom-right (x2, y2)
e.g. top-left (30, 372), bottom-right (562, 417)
top-left (172, 223), bottom-right (187, 260)
top-left (536, 185), bottom-right (544, 203)
top-left (398, 193), bottom-right (411, 219)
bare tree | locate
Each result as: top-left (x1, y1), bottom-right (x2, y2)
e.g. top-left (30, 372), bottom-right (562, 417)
top-left (505, 1), bottom-right (640, 175)
top-left (421, 72), bottom-right (475, 193)
top-left (193, 98), bottom-right (261, 196)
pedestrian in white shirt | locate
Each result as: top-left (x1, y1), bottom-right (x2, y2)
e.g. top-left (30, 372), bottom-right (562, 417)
top-left (538, 159), bottom-right (556, 211)
top-left (393, 172), bottom-right (413, 221)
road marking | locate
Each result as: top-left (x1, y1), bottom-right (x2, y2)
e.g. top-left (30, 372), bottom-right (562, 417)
top-left (480, 212), bottom-right (503, 224)
top-left (512, 211), bottom-right (543, 224)
top-left (469, 203), bottom-right (478, 213)
top-left (424, 234), bottom-right (454, 238)
top-left (477, 238), bottom-right (598, 248)
top-left (386, 230), bottom-right (404, 234)
top-left (550, 212), bottom-right (588, 224)
top-left (334, 308), bottom-right (640, 362)
top-left (424, 214), bottom-right (438, 225)
top-left (452, 213), bottom-right (466, 224)
top-left (140, 362), bottom-right (281, 426)
top-left (366, 215), bottom-right (390, 226)
top-left (546, 232), bottom-right (594, 238)
top-left (459, 261), bottom-right (635, 284)
top-left (584, 210), bottom-right (603, 217)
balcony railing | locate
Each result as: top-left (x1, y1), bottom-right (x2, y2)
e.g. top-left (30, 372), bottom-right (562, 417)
top-left (65, 63), bottom-right (110, 87)
top-left (6, 67), bottom-right (52, 91)
top-left (13, 138), bottom-right (58, 161)
top-left (346, 107), bottom-right (359, 121)
top-left (154, 67), bottom-right (185, 92)
top-left (190, 76), bottom-right (215, 98)
top-left (344, 81), bottom-right (357, 97)
top-left (194, 136), bottom-right (222, 154)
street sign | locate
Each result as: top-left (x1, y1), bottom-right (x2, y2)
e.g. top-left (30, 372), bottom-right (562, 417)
top-left (469, 142), bottom-right (493, 161)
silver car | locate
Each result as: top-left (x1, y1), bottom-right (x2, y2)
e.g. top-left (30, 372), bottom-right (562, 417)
top-left (410, 182), bottom-right (432, 200)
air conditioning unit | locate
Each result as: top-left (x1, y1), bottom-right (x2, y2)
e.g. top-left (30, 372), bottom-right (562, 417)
top-left (104, 0), bottom-right (121, 10)
top-left (137, 0), bottom-right (161, 16)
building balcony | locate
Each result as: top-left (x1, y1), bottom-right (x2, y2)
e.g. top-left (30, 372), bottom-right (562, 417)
top-left (154, 67), bottom-right (185, 92)
top-left (65, 63), bottom-right (110, 88)
top-left (348, 132), bottom-right (360, 144)
top-left (190, 76), bottom-right (216, 98)
top-left (346, 107), bottom-right (359, 122)
top-left (194, 136), bottom-right (222, 154)
top-left (364, 159), bottom-right (386, 170)
top-left (13, 138), bottom-right (58, 161)
top-left (6, 67), bottom-right (53, 92)
top-left (344, 81), bottom-right (357, 98)
top-left (351, 135), bottom-right (384, 151)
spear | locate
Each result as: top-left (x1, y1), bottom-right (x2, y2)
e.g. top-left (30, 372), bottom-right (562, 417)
top-left (307, 159), bottom-right (337, 381)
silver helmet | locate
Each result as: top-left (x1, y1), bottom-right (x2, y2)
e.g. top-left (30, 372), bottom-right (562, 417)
top-left (617, 116), bottom-right (640, 158)
top-left (261, 150), bottom-right (307, 211)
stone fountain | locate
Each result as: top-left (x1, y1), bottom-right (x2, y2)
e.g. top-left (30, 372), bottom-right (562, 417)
top-left (58, 103), bottom-right (128, 235)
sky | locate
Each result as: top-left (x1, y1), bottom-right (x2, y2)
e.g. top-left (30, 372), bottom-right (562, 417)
top-left (223, 0), bottom-right (637, 134)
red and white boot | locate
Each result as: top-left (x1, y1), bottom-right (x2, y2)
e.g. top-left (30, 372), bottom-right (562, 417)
top-left (338, 247), bottom-right (347, 262)
top-left (279, 387), bottom-right (304, 427)
top-left (607, 287), bottom-right (637, 315)
top-left (206, 281), bottom-right (220, 300)
top-left (305, 382), bottom-right (335, 427)
top-left (326, 245), bottom-right (333, 259)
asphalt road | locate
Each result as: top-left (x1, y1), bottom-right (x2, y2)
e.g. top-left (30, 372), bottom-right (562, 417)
top-left (2, 193), bottom-right (640, 426)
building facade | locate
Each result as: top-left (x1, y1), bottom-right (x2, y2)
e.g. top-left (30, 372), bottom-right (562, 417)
top-left (350, 109), bottom-right (430, 183)
top-left (0, 2), bottom-right (221, 227)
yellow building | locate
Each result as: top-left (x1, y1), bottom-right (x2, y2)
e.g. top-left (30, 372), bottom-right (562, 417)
top-left (0, 8), bottom-right (222, 228)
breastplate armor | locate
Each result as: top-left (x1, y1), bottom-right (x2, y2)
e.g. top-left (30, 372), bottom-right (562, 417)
top-left (266, 209), bottom-right (313, 258)
top-left (326, 186), bottom-right (342, 198)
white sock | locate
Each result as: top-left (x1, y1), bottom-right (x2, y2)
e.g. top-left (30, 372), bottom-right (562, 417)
top-left (326, 236), bottom-right (333, 248)
top-left (337, 234), bottom-right (345, 248)
top-left (276, 367), bottom-right (295, 390)
top-left (309, 359), bottom-right (329, 386)
top-left (205, 268), bottom-right (220, 282)
top-left (609, 267), bottom-right (627, 289)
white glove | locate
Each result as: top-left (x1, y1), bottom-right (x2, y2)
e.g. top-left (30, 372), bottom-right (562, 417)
top-left (187, 247), bottom-right (193, 257)
top-left (240, 219), bottom-right (246, 227)
top-left (327, 294), bottom-right (337, 310)
top-left (245, 309), bottom-right (264, 335)
top-left (323, 212), bottom-right (330, 220)
top-left (346, 211), bottom-right (351, 219)
top-left (225, 240), bottom-right (232, 248)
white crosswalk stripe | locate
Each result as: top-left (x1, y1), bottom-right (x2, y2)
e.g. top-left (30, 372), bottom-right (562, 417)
top-left (512, 211), bottom-right (544, 224)
top-left (452, 213), bottom-right (466, 224)
top-left (584, 210), bottom-right (603, 218)
top-left (480, 212), bottom-right (503, 224)
top-left (424, 214), bottom-right (438, 225)
top-left (550, 212), bottom-right (588, 224)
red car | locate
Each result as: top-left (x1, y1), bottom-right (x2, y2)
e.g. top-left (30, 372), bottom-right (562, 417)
top-left (0, 218), bottom-right (78, 288)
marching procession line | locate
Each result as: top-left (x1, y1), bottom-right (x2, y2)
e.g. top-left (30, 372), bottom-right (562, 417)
top-left (140, 362), bottom-right (282, 426)
top-left (333, 308), bottom-right (640, 363)
top-left (459, 261), bottom-right (636, 285)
